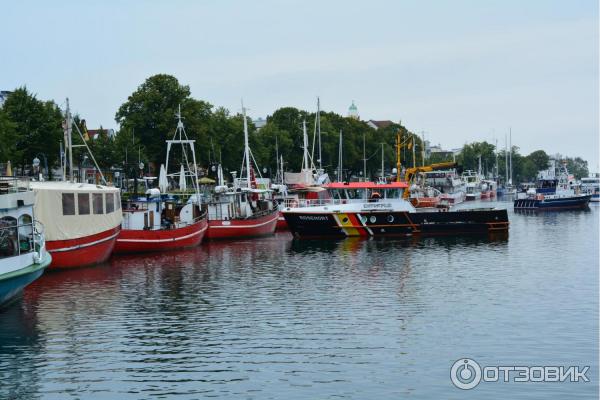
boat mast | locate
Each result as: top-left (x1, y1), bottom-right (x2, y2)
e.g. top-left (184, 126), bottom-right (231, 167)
top-left (337, 129), bottom-right (343, 181)
top-left (302, 120), bottom-right (310, 171)
top-left (275, 135), bottom-right (280, 183)
top-left (412, 135), bottom-right (416, 168)
top-left (317, 97), bottom-right (322, 171)
top-left (242, 103), bottom-right (251, 189)
top-left (505, 133), bottom-right (508, 185)
top-left (65, 98), bottom-right (73, 181)
top-left (381, 143), bottom-right (385, 181)
top-left (509, 128), bottom-right (513, 186)
top-left (396, 129), bottom-right (401, 182)
top-left (421, 131), bottom-right (426, 167)
top-left (362, 132), bottom-right (367, 181)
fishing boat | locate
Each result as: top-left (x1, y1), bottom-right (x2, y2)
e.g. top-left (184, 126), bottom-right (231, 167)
top-left (30, 99), bottom-right (122, 268)
top-left (0, 176), bottom-right (51, 307)
top-left (514, 161), bottom-right (591, 210)
top-left (580, 174), bottom-right (600, 202)
top-left (283, 181), bottom-right (509, 238)
top-left (480, 179), bottom-right (497, 199)
top-left (205, 104), bottom-right (278, 239)
top-left (114, 108), bottom-right (208, 253)
top-left (408, 184), bottom-right (441, 208)
top-left (423, 170), bottom-right (466, 205)
top-left (463, 170), bottom-right (482, 200)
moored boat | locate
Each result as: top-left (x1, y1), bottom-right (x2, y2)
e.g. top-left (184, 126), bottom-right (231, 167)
top-left (581, 174), bottom-right (600, 202)
top-left (283, 181), bottom-right (509, 238)
top-left (114, 107), bottom-right (208, 253)
top-left (0, 177), bottom-right (51, 307)
top-left (514, 161), bottom-right (591, 210)
top-left (463, 170), bottom-right (482, 201)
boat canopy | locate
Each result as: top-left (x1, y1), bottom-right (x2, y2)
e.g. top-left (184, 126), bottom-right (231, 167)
top-left (30, 181), bottom-right (122, 241)
top-left (326, 182), bottom-right (408, 189)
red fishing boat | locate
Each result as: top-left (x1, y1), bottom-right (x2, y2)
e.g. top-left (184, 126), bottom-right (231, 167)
top-left (30, 99), bottom-right (122, 269)
top-left (205, 104), bottom-right (278, 240)
top-left (114, 106), bottom-right (208, 253)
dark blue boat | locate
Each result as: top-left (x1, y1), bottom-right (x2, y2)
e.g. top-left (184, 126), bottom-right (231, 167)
top-left (514, 161), bottom-right (590, 210)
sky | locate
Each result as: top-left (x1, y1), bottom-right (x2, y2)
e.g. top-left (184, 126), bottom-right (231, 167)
top-left (2, 0), bottom-right (599, 169)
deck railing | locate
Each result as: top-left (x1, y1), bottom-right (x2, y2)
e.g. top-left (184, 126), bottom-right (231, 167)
top-left (0, 176), bottom-right (31, 194)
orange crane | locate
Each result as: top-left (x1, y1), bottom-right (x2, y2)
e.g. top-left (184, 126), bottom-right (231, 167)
top-left (402, 162), bottom-right (457, 198)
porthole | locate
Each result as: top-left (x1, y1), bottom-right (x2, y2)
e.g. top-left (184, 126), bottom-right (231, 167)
top-left (342, 217), bottom-right (349, 223)
top-left (369, 216), bottom-right (377, 223)
top-left (387, 215), bottom-right (394, 223)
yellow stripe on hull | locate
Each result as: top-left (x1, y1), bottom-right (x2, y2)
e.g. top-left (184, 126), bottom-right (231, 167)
top-left (333, 213), bottom-right (363, 236)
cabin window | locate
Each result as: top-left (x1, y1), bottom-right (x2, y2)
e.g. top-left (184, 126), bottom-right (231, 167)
top-left (62, 193), bottom-right (75, 215)
top-left (115, 193), bottom-right (121, 210)
top-left (93, 193), bottom-right (104, 214)
top-left (106, 193), bottom-right (115, 213)
top-left (78, 193), bottom-right (90, 215)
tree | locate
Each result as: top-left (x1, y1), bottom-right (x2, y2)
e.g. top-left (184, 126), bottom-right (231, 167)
top-left (2, 87), bottom-right (63, 177)
top-left (525, 150), bottom-right (550, 174)
top-left (456, 141), bottom-right (497, 176)
top-left (115, 74), bottom-right (212, 167)
top-left (564, 156), bottom-right (588, 179)
top-left (0, 108), bottom-right (20, 164)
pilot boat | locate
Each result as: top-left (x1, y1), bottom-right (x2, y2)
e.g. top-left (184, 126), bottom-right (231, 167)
top-left (283, 181), bottom-right (509, 238)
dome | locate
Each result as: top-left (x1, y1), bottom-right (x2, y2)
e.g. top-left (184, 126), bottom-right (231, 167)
top-left (347, 101), bottom-right (359, 119)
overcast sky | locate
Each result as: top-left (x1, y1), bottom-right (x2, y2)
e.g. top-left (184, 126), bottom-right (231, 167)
top-left (3, 0), bottom-right (598, 169)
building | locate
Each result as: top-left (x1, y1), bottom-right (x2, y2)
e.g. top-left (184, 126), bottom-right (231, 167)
top-left (86, 128), bottom-right (116, 140)
top-left (347, 101), bottom-right (359, 120)
top-left (0, 90), bottom-right (12, 107)
top-left (253, 117), bottom-right (267, 131)
top-left (424, 140), bottom-right (455, 160)
top-left (366, 120), bottom-right (393, 130)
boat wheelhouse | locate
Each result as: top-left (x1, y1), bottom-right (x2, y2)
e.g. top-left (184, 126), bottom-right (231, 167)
top-left (580, 175), bottom-right (600, 202)
top-left (423, 170), bottom-right (466, 205)
top-left (0, 177), bottom-right (51, 306)
top-left (283, 181), bottom-right (509, 238)
top-left (462, 170), bottom-right (482, 201)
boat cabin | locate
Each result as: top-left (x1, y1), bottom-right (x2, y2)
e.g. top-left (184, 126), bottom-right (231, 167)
top-left (326, 182), bottom-right (407, 203)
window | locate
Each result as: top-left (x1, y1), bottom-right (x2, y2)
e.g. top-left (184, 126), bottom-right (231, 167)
top-left (62, 193), bottom-right (75, 215)
top-left (115, 193), bottom-right (121, 210)
top-left (93, 193), bottom-right (104, 214)
top-left (78, 193), bottom-right (90, 215)
top-left (106, 193), bottom-right (114, 213)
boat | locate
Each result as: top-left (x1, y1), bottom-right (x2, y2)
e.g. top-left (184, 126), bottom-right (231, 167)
top-left (580, 174), bottom-right (600, 202)
top-left (408, 184), bottom-right (441, 208)
top-left (29, 100), bottom-right (122, 268)
top-left (514, 161), bottom-right (591, 210)
top-left (0, 176), bottom-right (51, 307)
top-left (114, 108), bottom-right (208, 253)
top-left (283, 181), bottom-right (509, 238)
top-left (480, 179), bottom-right (497, 199)
top-left (462, 170), bottom-right (482, 200)
top-left (205, 104), bottom-right (278, 239)
top-left (423, 170), bottom-right (466, 205)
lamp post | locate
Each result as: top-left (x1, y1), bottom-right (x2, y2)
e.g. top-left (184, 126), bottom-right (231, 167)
top-left (32, 153), bottom-right (48, 181)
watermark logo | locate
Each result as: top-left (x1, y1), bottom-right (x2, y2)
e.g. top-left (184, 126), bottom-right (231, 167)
top-left (450, 358), bottom-right (590, 390)
top-left (450, 358), bottom-right (482, 390)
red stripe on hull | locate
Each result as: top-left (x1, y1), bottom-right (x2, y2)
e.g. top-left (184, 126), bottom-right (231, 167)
top-left (46, 226), bottom-right (120, 269)
top-left (207, 211), bottom-right (278, 240)
top-left (114, 219), bottom-right (208, 253)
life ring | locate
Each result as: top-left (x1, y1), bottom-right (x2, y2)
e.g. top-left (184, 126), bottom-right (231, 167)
top-left (536, 194), bottom-right (544, 201)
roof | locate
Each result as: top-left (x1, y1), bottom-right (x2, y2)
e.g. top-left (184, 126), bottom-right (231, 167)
top-left (327, 181), bottom-right (408, 189)
top-left (368, 120), bottom-right (393, 129)
top-left (30, 181), bottom-right (119, 193)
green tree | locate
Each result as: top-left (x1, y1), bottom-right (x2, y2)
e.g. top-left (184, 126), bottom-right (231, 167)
top-left (564, 156), bottom-right (588, 179)
top-left (115, 74), bottom-right (212, 167)
top-left (525, 150), bottom-right (550, 174)
top-left (2, 87), bottom-right (63, 177)
top-left (0, 108), bottom-right (20, 164)
top-left (456, 141), bottom-right (497, 176)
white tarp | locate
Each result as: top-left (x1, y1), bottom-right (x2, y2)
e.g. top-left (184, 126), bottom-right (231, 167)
top-left (179, 165), bottom-right (186, 190)
top-left (31, 182), bottom-right (122, 241)
top-left (158, 164), bottom-right (168, 192)
top-left (284, 169), bottom-right (315, 186)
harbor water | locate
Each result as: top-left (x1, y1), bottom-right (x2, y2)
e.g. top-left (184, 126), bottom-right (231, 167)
top-left (1, 199), bottom-right (598, 399)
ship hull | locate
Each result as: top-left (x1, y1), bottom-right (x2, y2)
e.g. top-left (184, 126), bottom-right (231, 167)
top-left (207, 211), bottom-right (279, 240)
top-left (514, 195), bottom-right (591, 210)
top-left (276, 212), bottom-right (289, 230)
top-left (0, 253), bottom-right (51, 307)
top-left (114, 219), bottom-right (207, 253)
top-left (46, 226), bottom-right (120, 269)
top-left (283, 208), bottom-right (509, 238)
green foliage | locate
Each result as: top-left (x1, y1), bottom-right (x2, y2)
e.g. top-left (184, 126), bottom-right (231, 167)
top-left (1, 87), bottom-right (63, 177)
top-left (564, 156), bottom-right (589, 179)
top-left (456, 141), bottom-right (497, 175)
top-left (0, 108), bottom-right (20, 164)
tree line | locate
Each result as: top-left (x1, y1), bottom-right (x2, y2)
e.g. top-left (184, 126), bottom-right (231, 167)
top-left (0, 74), bottom-right (590, 182)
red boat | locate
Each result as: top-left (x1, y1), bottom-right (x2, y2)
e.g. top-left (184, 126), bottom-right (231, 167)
top-left (31, 181), bottom-right (122, 269)
top-left (114, 196), bottom-right (207, 253)
top-left (206, 105), bottom-right (278, 240)
top-left (206, 209), bottom-right (278, 239)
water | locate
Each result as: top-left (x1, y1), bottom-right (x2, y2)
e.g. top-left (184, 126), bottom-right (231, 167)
top-left (1, 200), bottom-right (598, 399)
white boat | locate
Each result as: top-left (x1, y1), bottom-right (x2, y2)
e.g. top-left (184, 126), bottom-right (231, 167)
top-left (581, 174), bottom-right (600, 202)
top-left (0, 177), bottom-right (51, 307)
top-left (462, 170), bottom-right (482, 200)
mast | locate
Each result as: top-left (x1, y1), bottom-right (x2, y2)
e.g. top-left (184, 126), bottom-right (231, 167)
top-left (317, 97), bottom-right (322, 171)
top-left (505, 133), bottom-right (508, 185)
top-left (275, 135), bottom-right (280, 183)
top-left (337, 129), bottom-right (343, 181)
top-left (421, 131), bottom-right (426, 167)
top-left (381, 143), bottom-right (385, 181)
top-left (396, 129), bottom-right (401, 182)
top-left (509, 128), bottom-right (513, 185)
top-left (242, 102), bottom-right (251, 189)
top-left (412, 135), bottom-right (416, 168)
top-left (302, 120), bottom-right (310, 171)
top-left (65, 98), bottom-right (73, 181)
top-left (362, 132), bottom-right (366, 181)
